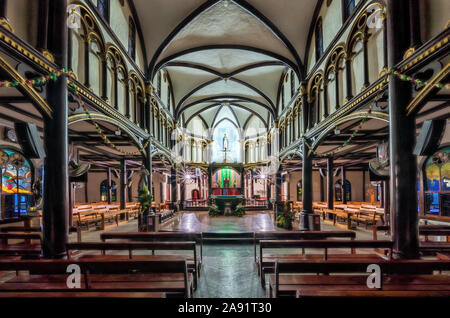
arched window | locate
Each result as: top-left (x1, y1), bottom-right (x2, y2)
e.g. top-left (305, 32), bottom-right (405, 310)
top-left (343, 0), bottom-right (356, 21)
top-left (0, 149), bottom-right (33, 218)
top-left (423, 147), bottom-right (450, 216)
top-left (335, 179), bottom-right (351, 201)
top-left (128, 18), bottom-right (136, 60)
top-left (100, 180), bottom-right (117, 202)
top-left (290, 70), bottom-right (295, 97)
top-left (297, 181), bottom-right (302, 201)
top-left (97, 0), bottom-right (109, 21)
top-left (156, 72), bottom-right (162, 98)
top-left (211, 120), bottom-right (241, 163)
top-left (315, 18), bottom-right (324, 61)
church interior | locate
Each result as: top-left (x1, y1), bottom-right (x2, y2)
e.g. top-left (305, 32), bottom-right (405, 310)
top-left (0, 0), bottom-right (448, 301)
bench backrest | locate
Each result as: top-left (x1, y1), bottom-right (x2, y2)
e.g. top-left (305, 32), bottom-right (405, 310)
top-left (66, 242), bottom-right (197, 263)
top-left (0, 226), bottom-right (41, 233)
top-left (274, 259), bottom-right (450, 297)
top-left (254, 231), bottom-right (356, 261)
top-left (261, 240), bottom-right (393, 260)
top-left (0, 232), bottom-right (42, 246)
top-left (101, 232), bottom-right (203, 260)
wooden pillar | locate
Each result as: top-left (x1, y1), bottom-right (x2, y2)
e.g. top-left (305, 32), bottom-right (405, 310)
top-left (120, 159), bottom-right (127, 209)
top-left (319, 173), bottom-right (324, 202)
top-left (0, 0), bottom-right (7, 18)
top-left (170, 167), bottom-right (177, 207)
top-left (300, 82), bottom-right (313, 230)
top-left (409, 0), bottom-right (421, 49)
top-left (341, 166), bottom-right (347, 204)
top-left (43, 0), bottom-right (69, 259)
top-left (144, 83), bottom-right (153, 210)
top-left (107, 168), bottom-right (112, 204)
top-left (327, 157), bottom-right (334, 209)
top-left (37, 0), bottom-right (49, 51)
top-left (387, 0), bottom-right (419, 259)
top-left (362, 170), bottom-right (366, 202)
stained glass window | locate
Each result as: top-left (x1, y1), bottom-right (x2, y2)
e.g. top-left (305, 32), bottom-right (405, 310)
top-left (423, 147), bottom-right (450, 216)
top-left (335, 179), bottom-right (351, 201)
top-left (0, 149), bottom-right (33, 218)
top-left (128, 18), bottom-right (136, 60)
top-left (97, 0), bottom-right (109, 21)
top-left (297, 181), bottom-right (302, 201)
top-left (315, 18), bottom-right (324, 61)
top-left (100, 180), bottom-right (117, 202)
top-left (343, 0), bottom-right (356, 21)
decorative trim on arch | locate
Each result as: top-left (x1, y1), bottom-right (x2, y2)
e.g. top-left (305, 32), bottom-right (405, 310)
top-left (310, 111), bottom-right (389, 151)
top-left (68, 112), bottom-right (145, 156)
top-left (0, 56), bottom-right (52, 118)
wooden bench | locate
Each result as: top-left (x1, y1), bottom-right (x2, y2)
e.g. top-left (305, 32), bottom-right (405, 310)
top-left (271, 259), bottom-right (450, 297)
top-left (0, 259), bottom-right (192, 298)
top-left (296, 290), bottom-right (450, 298)
top-left (66, 241), bottom-right (199, 290)
top-left (101, 232), bottom-right (203, 268)
top-left (0, 233), bottom-right (42, 258)
top-left (74, 210), bottom-right (102, 230)
top-left (253, 230), bottom-right (356, 264)
top-left (260, 240), bottom-right (393, 288)
top-left (373, 225), bottom-right (450, 254)
top-left (352, 208), bottom-right (383, 229)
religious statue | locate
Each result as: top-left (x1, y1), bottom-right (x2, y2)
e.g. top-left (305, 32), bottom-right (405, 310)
top-left (222, 133), bottom-right (230, 162)
top-left (223, 133), bottom-right (228, 152)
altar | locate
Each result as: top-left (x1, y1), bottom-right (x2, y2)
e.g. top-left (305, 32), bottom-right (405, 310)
top-left (209, 163), bottom-right (245, 215)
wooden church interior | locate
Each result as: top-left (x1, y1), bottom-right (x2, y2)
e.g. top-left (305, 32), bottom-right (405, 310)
top-left (0, 0), bottom-right (448, 299)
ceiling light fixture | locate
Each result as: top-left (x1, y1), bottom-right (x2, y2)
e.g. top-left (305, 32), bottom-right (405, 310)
top-left (223, 0), bottom-right (230, 8)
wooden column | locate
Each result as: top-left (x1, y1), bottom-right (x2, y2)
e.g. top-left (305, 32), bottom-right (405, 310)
top-left (37, 0), bottom-right (49, 51)
top-left (319, 173), bottom-right (324, 202)
top-left (120, 159), bottom-right (127, 209)
top-left (327, 157), bottom-right (334, 209)
top-left (387, 0), bottom-right (419, 259)
top-left (170, 167), bottom-right (177, 208)
top-left (0, 0), bottom-right (7, 18)
top-left (107, 168), bottom-right (112, 204)
top-left (43, 0), bottom-right (69, 259)
top-left (144, 83), bottom-right (153, 210)
top-left (341, 166), bottom-right (347, 204)
top-left (300, 82), bottom-right (313, 230)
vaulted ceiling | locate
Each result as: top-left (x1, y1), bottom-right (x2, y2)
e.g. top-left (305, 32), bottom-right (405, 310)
top-left (133, 0), bottom-right (317, 129)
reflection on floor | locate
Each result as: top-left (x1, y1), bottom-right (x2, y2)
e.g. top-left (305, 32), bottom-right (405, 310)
top-left (160, 211), bottom-right (277, 233)
top-left (66, 211), bottom-right (391, 298)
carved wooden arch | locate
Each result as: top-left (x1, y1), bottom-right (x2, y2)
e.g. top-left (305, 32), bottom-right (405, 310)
top-left (324, 45), bottom-right (346, 79)
top-left (344, 1), bottom-right (386, 57)
top-left (0, 56), bottom-right (52, 118)
top-left (68, 112), bottom-right (146, 156)
top-left (310, 111), bottom-right (389, 151)
top-left (73, 2), bottom-right (106, 51)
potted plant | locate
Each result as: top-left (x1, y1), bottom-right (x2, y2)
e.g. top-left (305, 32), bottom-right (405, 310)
top-left (209, 196), bottom-right (221, 217)
top-left (138, 185), bottom-right (153, 231)
top-left (276, 200), bottom-right (294, 229)
top-left (233, 203), bottom-right (245, 217)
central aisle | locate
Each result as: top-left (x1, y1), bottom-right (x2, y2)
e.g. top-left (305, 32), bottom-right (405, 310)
top-left (194, 243), bottom-right (265, 298)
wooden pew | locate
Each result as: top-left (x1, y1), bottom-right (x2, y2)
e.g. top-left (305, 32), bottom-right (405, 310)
top-left (66, 241), bottom-right (199, 289)
top-left (271, 259), bottom-right (450, 297)
top-left (0, 259), bottom-right (192, 298)
top-left (296, 290), bottom-right (450, 298)
top-left (101, 232), bottom-right (203, 268)
top-left (253, 230), bottom-right (356, 263)
top-left (0, 233), bottom-right (42, 258)
top-left (260, 239), bottom-right (392, 287)
top-left (373, 225), bottom-right (450, 254)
